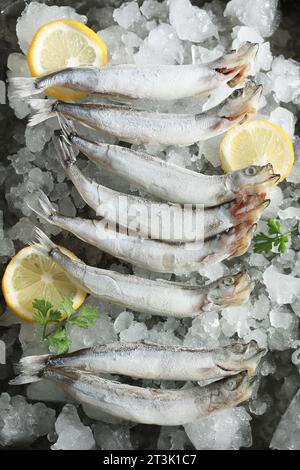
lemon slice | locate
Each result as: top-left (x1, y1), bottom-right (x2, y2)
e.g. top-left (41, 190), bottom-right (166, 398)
top-left (28, 19), bottom-right (107, 101)
top-left (220, 120), bottom-right (294, 183)
top-left (2, 246), bottom-right (86, 322)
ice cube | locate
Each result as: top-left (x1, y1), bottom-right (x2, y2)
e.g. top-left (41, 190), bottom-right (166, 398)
top-left (16, 2), bottom-right (87, 54)
top-left (244, 329), bottom-right (268, 349)
top-left (224, 0), bottom-right (280, 38)
top-left (270, 107), bottom-right (296, 138)
top-left (279, 208), bottom-right (300, 223)
top-left (9, 217), bottom-right (35, 243)
top-left (119, 321), bottom-right (148, 342)
top-left (271, 389), bottom-right (300, 450)
top-left (270, 308), bottom-right (294, 329)
top-left (0, 393), bottom-right (55, 447)
top-left (198, 135), bottom-right (223, 167)
top-left (94, 423), bottom-right (133, 450)
top-left (52, 404), bottom-right (95, 450)
top-left (140, 0), bottom-right (168, 21)
top-left (269, 56), bottom-right (300, 103)
top-left (191, 44), bottom-right (224, 65)
top-left (221, 304), bottom-right (251, 338)
top-left (0, 210), bottom-right (3, 241)
top-left (25, 125), bottom-right (53, 153)
top-left (0, 238), bottom-right (15, 257)
top-left (169, 0), bottom-right (218, 43)
top-left (263, 265), bottom-right (300, 305)
top-left (134, 24), bottom-right (184, 65)
top-left (27, 379), bottom-right (76, 404)
top-left (263, 186), bottom-right (283, 219)
top-left (231, 26), bottom-right (273, 73)
top-left (113, 1), bottom-right (143, 30)
top-left (98, 25), bottom-right (134, 65)
top-left (158, 426), bottom-right (188, 450)
top-left (251, 293), bottom-right (270, 321)
top-left (185, 407), bottom-right (252, 450)
top-left (0, 81), bottom-right (5, 104)
top-left (0, 341), bottom-right (5, 364)
top-left (114, 311), bottom-right (134, 333)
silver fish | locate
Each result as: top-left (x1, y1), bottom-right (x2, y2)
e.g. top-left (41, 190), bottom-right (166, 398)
top-left (12, 340), bottom-right (265, 383)
top-left (60, 120), bottom-right (280, 206)
top-left (11, 42), bottom-right (258, 101)
top-left (52, 136), bottom-right (269, 242)
top-left (29, 196), bottom-right (257, 274)
top-left (10, 367), bottom-right (258, 425)
top-left (31, 228), bottom-right (254, 317)
top-left (28, 81), bottom-right (263, 146)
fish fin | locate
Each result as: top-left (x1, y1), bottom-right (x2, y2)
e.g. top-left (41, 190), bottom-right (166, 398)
top-left (53, 133), bottom-right (77, 170)
top-left (27, 190), bottom-right (57, 225)
top-left (29, 227), bottom-right (58, 256)
top-left (58, 115), bottom-right (77, 144)
top-left (28, 99), bottom-right (57, 126)
top-left (9, 77), bottom-right (41, 98)
top-left (9, 354), bottom-right (50, 385)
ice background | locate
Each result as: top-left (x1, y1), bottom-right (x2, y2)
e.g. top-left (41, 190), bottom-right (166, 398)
top-left (0, 0), bottom-right (299, 450)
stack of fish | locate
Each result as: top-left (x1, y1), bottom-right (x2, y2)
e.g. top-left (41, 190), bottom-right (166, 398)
top-left (11, 42), bottom-right (280, 425)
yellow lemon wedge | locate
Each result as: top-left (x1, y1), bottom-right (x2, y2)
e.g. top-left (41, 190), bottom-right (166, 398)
top-left (27, 19), bottom-right (107, 101)
top-left (2, 245), bottom-right (86, 322)
top-left (220, 119), bottom-right (294, 183)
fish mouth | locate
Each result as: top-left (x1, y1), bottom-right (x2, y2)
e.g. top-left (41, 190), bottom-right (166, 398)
top-left (231, 194), bottom-right (270, 223)
top-left (222, 81), bottom-right (263, 122)
top-left (227, 222), bottom-right (257, 259)
top-left (214, 42), bottom-right (259, 87)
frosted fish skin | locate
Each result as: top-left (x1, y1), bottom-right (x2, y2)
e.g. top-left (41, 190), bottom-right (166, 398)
top-left (38, 340), bottom-right (266, 381)
top-left (10, 43), bottom-right (259, 101)
top-left (29, 195), bottom-right (257, 274)
top-left (53, 135), bottom-right (269, 242)
top-left (41, 368), bottom-right (257, 425)
top-left (28, 81), bottom-right (263, 146)
top-left (63, 126), bottom-right (280, 206)
top-left (31, 228), bottom-right (254, 317)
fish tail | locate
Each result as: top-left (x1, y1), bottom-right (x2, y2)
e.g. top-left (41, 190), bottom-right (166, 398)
top-left (29, 227), bottom-right (58, 257)
top-left (28, 98), bottom-right (57, 126)
top-left (9, 354), bottom-right (50, 385)
top-left (27, 190), bottom-right (58, 225)
top-left (53, 133), bottom-right (77, 170)
top-left (9, 77), bottom-right (41, 98)
top-left (59, 115), bottom-right (77, 144)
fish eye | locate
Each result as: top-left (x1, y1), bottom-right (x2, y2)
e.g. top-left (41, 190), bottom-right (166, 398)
top-left (223, 276), bottom-right (235, 286)
top-left (224, 378), bottom-right (238, 391)
top-left (231, 89), bottom-right (243, 99)
top-left (244, 166), bottom-right (257, 176)
top-left (232, 343), bottom-right (245, 353)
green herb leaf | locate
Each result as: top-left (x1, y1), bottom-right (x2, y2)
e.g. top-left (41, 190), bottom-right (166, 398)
top-left (32, 299), bottom-right (53, 317)
top-left (48, 326), bottom-right (71, 354)
top-left (267, 218), bottom-right (281, 235)
top-left (253, 218), bottom-right (297, 255)
top-left (60, 298), bottom-right (76, 318)
top-left (48, 309), bottom-right (62, 322)
top-left (68, 305), bottom-right (99, 329)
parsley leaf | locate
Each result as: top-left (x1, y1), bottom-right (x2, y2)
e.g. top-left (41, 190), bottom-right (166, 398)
top-left (68, 305), bottom-right (99, 329)
top-left (32, 297), bottom-right (99, 354)
top-left (253, 218), bottom-right (298, 254)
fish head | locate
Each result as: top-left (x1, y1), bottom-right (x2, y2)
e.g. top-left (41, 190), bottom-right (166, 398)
top-left (207, 271), bottom-right (254, 308)
top-left (216, 340), bottom-right (266, 376)
top-left (228, 163), bottom-right (280, 194)
top-left (214, 42), bottom-right (259, 88)
top-left (219, 222), bottom-right (257, 260)
top-left (209, 371), bottom-right (258, 411)
top-left (218, 80), bottom-right (263, 124)
top-left (229, 194), bottom-right (270, 225)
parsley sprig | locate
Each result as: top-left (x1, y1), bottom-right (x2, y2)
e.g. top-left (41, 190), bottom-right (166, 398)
top-left (32, 298), bottom-right (99, 354)
top-left (253, 218), bottom-right (298, 254)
